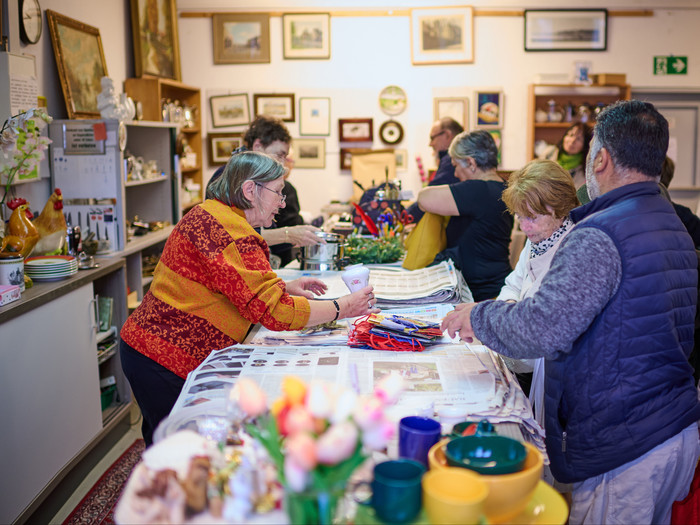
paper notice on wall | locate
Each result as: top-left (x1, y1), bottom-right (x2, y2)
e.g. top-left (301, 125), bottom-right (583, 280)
top-left (10, 75), bottom-right (38, 114)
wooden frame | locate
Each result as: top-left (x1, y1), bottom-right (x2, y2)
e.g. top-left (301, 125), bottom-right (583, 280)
top-left (253, 93), bottom-right (295, 122)
top-left (208, 132), bottom-right (243, 166)
top-left (46, 10), bottom-right (108, 119)
top-left (474, 91), bottom-right (504, 129)
top-left (524, 9), bottom-right (608, 52)
top-left (299, 97), bottom-right (330, 136)
top-left (292, 138), bottom-right (325, 169)
top-left (210, 93), bottom-right (250, 128)
top-left (434, 97), bottom-right (469, 130)
top-left (410, 6), bottom-right (474, 65)
top-left (282, 13), bottom-right (330, 59)
top-left (212, 13), bottom-right (270, 64)
top-left (378, 120), bottom-right (404, 146)
top-left (339, 118), bottom-right (373, 142)
top-left (339, 147), bottom-right (372, 171)
top-left (130, 0), bottom-right (181, 80)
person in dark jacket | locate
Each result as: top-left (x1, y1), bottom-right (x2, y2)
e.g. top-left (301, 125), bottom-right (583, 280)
top-left (442, 100), bottom-right (700, 524)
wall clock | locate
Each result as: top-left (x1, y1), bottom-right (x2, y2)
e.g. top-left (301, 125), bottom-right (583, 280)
top-left (19, 0), bottom-right (42, 44)
top-left (379, 120), bottom-right (404, 145)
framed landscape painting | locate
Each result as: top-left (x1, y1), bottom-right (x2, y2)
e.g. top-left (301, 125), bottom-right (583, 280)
top-left (282, 13), bottom-right (330, 59)
top-left (210, 93), bottom-right (250, 128)
top-left (253, 93), bottom-right (295, 122)
top-left (293, 138), bottom-right (326, 169)
top-left (213, 13), bottom-right (270, 64)
top-left (47, 10), bottom-right (108, 119)
top-left (410, 7), bottom-right (474, 65)
top-left (208, 132), bottom-right (243, 166)
top-left (130, 0), bottom-right (181, 79)
top-left (524, 9), bottom-right (608, 52)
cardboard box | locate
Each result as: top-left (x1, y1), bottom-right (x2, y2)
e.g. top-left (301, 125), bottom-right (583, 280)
top-left (0, 284), bottom-right (21, 306)
top-left (592, 73), bottom-right (627, 86)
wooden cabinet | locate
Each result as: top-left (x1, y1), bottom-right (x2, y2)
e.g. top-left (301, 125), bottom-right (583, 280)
top-left (124, 77), bottom-right (203, 210)
top-left (527, 84), bottom-right (631, 160)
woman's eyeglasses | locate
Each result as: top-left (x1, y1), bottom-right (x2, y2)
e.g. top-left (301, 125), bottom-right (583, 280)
top-left (255, 182), bottom-right (286, 203)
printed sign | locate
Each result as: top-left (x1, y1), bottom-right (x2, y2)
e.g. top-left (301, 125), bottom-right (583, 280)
top-left (654, 56), bottom-right (688, 75)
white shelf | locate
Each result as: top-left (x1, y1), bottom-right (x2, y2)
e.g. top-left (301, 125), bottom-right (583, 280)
top-left (125, 175), bottom-right (169, 187)
top-left (96, 325), bottom-right (117, 344)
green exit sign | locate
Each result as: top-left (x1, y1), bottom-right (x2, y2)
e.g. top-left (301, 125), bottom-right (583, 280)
top-left (654, 56), bottom-right (688, 75)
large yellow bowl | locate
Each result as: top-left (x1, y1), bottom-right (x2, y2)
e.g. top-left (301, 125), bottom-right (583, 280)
top-left (428, 439), bottom-right (544, 524)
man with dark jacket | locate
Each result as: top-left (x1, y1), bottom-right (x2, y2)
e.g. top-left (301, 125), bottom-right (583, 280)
top-left (443, 100), bottom-right (700, 524)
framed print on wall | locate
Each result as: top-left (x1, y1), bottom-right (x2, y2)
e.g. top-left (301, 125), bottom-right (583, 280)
top-left (292, 138), bottom-right (326, 169)
top-left (339, 147), bottom-right (372, 170)
top-left (213, 13), bottom-right (270, 64)
top-left (410, 6), bottom-right (474, 65)
top-left (210, 93), bottom-right (250, 128)
top-left (434, 97), bottom-right (469, 129)
top-left (47, 10), bottom-right (108, 119)
top-left (130, 0), bottom-right (181, 79)
top-left (282, 13), bottom-right (330, 59)
top-left (339, 118), bottom-right (373, 142)
top-left (253, 93), bottom-right (295, 122)
top-left (208, 132), bottom-right (243, 166)
top-left (394, 149), bottom-right (408, 172)
top-left (299, 97), bottom-right (330, 136)
top-left (524, 9), bottom-right (608, 52)
top-left (474, 91), bottom-right (504, 129)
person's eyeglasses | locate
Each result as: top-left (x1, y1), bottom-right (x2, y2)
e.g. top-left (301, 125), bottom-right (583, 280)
top-left (429, 130), bottom-right (446, 141)
top-left (255, 182), bottom-right (286, 203)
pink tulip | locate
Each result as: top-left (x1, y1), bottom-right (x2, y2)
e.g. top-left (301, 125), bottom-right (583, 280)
top-left (352, 396), bottom-right (385, 430)
top-left (284, 456), bottom-right (310, 492)
top-left (316, 421), bottom-right (359, 465)
top-left (361, 417), bottom-right (396, 451)
top-left (374, 372), bottom-right (404, 405)
top-left (285, 432), bottom-right (318, 471)
top-left (284, 405), bottom-right (316, 436)
top-left (306, 380), bottom-right (333, 419)
top-left (231, 378), bottom-right (267, 417)
top-left (330, 389), bottom-right (358, 424)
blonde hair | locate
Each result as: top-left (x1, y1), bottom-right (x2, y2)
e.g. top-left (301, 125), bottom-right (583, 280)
top-left (502, 159), bottom-right (579, 219)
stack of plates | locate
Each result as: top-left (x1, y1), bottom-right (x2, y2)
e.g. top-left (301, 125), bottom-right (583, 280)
top-left (25, 255), bottom-right (79, 282)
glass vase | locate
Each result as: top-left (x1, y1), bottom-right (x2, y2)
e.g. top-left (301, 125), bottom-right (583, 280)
top-left (284, 485), bottom-right (345, 525)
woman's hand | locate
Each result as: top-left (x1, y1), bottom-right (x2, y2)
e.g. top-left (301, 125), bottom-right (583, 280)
top-left (338, 285), bottom-right (380, 319)
top-left (287, 277), bottom-right (328, 299)
top-left (441, 302), bottom-right (478, 341)
top-left (287, 225), bottom-right (323, 247)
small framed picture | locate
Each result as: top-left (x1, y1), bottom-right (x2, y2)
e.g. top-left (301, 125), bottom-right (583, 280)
top-left (339, 147), bottom-right (372, 171)
top-left (394, 148), bottom-right (408, 172)
top-left (282, 13), bottom-right (331, 59)
top-left (253, 93), bottom-right (295, 122)
top-left (474, 91), bottom-right (504, 129)
top-left (410, 6), bottom-right (474, 65)
top-left (339, 118), bottom-right (373, 142)
top-left (434, 97), bottom-right (469, 130)
top-left (212, 13), bottom-right (270, 64)
top-left (299, 97), bottom-right (331, 136)
top-left (208, 132), bottom-right (244, 166)
top-left (210, 94), bottom-right (251, 128)
top-left (292, 138), bottom-right (326, 169)
top-left (524, 9), bottom-right (607, 52)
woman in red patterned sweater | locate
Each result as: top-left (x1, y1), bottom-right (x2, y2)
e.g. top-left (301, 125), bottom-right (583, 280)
top-left (120, 151), bottom-right (376, 445)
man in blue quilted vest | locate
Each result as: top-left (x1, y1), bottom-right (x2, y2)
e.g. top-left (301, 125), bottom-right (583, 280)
top-left (442, 100), bottom-right (700, 524)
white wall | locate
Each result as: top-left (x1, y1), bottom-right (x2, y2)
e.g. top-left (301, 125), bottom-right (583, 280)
top-left (6, 0), bottom-right (700, 217)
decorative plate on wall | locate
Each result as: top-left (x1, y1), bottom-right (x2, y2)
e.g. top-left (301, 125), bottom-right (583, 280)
top-left (379, 120), bottom-right (404, 145)
top-left (379, 85), bottom-right (407, 116)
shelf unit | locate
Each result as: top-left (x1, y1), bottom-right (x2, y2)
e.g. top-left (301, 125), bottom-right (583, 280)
top-left (527, 83), bottom-right (631, 159)
top-left (124, 77), bottom-right (203, 209)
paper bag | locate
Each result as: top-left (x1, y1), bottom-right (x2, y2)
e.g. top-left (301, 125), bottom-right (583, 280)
top-left (402, 212), bottom-right (449, 270)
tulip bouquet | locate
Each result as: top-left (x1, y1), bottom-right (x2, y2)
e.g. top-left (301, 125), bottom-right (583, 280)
top-left (231, 373), bottom-right (403, 524)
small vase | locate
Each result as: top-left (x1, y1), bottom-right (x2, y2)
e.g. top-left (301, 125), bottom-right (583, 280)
top-left (284, 485), bottom-right (345, 525)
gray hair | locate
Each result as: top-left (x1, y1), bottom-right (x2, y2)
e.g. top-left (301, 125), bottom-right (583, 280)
top-left (448, 130), bottom-right (499, 170)
top-left (206, 151), bottom-right (286, 209)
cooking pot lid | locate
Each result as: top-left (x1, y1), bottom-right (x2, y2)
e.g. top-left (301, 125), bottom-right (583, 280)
top-left (314, 231), bottom-right (345, 243)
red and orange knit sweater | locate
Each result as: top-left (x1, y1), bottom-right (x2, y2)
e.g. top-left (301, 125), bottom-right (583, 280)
top-left (121, 200), bottom-right (310, 378)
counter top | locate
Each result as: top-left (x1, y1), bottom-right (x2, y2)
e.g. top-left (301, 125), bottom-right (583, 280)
top-left (0, 257), bottom-right (125, 324)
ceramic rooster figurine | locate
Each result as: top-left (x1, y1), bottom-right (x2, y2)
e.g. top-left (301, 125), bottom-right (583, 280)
top-left (32, 188), bottom-right (67, 255)
top-left (0, 202), bottom-right (39, 258)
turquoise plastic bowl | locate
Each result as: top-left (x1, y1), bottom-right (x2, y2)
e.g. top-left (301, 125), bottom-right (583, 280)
top-left (444, 435), bottom-right (527, 475)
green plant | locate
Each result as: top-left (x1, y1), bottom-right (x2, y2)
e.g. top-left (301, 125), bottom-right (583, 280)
top-left (345, 235), bottom-right (404, 265)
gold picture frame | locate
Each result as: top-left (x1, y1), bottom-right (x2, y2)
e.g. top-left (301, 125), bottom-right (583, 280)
top-left (213, 13), bottom-right (270, 64)
top-left (410, 6), bottom-right (474, 65)
top-left (208, 132), bottom-right (243, 166)
top-left (292, 138), bottom-right (326, 169)
top-left (46, 10), bottom-right (108, 119)
top-left (130, 0), bottom-right (181, 80)
top-left (434, 97), bottom-right (469, 130)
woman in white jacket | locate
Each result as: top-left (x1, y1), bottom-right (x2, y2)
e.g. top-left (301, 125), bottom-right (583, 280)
top-left (497, 159), bottom-right (579, 429)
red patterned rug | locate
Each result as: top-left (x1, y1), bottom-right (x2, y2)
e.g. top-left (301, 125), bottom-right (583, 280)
top-left (63, 439), bottom-right (145, 525)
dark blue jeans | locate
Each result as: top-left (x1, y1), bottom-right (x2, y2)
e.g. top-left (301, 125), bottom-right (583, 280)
top-left (120, 339), bottom-right (185, 446)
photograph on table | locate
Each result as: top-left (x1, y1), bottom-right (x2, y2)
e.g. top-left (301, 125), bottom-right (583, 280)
top-left (410, 6), bottom-right (474, 65)
top-left (434, 97), bottom-right (469, 129)
top-left (292, 138), bottom-right (326, 169)
top-left (130, 0), bottom-right (181, 79)
top-left (253, 93), bottom-right (295, 122)
top-left (46, 10), bottom-right (108, 119)
top-left (299, 97), bottom-right (331, 136)
top-left (474, 91), bottom-right (504, 129)
top-left (339, 147), bottom-right (372, 171)
top-left (282, 13), bottom-right (330, 59)
top-left (339, 118), bottom-right (373, 142)
top-left (210, 93), bottom-right (250, 128)
top-left (524, 9), bottom-right (608, 52)
top-left (207, 132), bottom-right (243, 166)
top-left (212, 13), bottom-right (270, 64)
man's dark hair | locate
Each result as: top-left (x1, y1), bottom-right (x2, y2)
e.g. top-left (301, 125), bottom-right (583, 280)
top-left (439, 117), bottom-right (464, 138)
top-left (244, 115), bottom-right (292, 148)
top-left (594, 100), bottom-right (669, 178)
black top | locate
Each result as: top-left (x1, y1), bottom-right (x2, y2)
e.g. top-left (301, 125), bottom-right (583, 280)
top-left (406, 151), bottom-right (458, 222)
top-left (433, 179), bottom-right (513, 301)
top-left (270, 181), bottom-right (304, 267)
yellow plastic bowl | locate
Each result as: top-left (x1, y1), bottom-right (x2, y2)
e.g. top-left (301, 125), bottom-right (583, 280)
top-left (422, 467), bottom-right (488, 525)
top-left (428, 439), bottom-right (544, 524)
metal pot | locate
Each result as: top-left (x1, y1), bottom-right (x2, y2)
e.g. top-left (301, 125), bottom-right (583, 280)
top-left (298, 231), bottom-right (346, 271)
